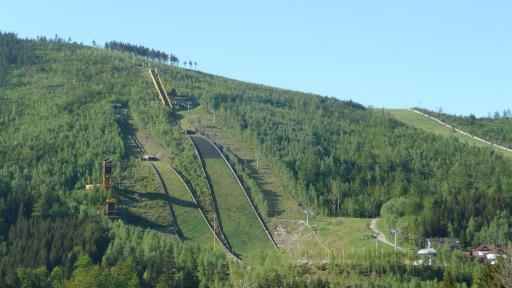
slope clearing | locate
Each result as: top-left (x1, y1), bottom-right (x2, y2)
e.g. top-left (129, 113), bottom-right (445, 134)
top-left (178, 107), bottom-right (385, 257)
top-left (386, 109), bottom-right (512, 158)
top-left (190, 135), bottom-right (273, 256)
top-left (120, 160), bottom-right (177, 236)
top-left (153, 161), bottom-right (213, 245)
top-left (123, 110), bottom-right (222, 247)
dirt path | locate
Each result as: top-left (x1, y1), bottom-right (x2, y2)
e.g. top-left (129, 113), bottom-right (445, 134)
top-left (369, 218), bottom-right (403, 251)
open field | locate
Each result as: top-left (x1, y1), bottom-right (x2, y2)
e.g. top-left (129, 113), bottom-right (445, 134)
top-left (191, 135), bottom-right (273, 256)
top-left (386, 109), bottom-right (512, 158)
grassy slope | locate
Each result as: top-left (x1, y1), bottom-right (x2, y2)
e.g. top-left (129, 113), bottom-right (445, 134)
top-left (123, 107), bottom-right (217, 247)
top-left (153, 161), bottom-right (213, 245)
top-left (318, 217), bottom-right (375, 252)
top-left (386, 109), bottom-right (512, 158)
top-left (119, 161), bottom-right (176, 236)
top-left (116, 106), bottom-right (179, 237)
top-left (179, 108), bottom-right (381, 258)
top-left (179, 107), bottom-right (302, 220)
top-left (191, 135), bottom-right (272, 255)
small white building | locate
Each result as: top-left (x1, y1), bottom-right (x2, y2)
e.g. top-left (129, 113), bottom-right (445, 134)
top-left (415, 248), bottom-right (437, 266)
top-left (472, 244), bottom-right (507, 264)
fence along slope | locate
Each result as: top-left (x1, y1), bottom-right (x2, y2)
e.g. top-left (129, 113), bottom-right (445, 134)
top-left (190, 135), bottom-right (276, 255)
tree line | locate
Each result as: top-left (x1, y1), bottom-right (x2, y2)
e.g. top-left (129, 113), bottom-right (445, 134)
top-left (104, 40), bottom-right (197, 69)
top-left (419, 108), bottom-right (512, 148)
top-left (204, 91), bottom-right (512, 249)
top-left (2, 32), bottom-right (511, 287)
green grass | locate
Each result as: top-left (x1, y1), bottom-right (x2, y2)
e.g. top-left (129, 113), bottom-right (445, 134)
top-left (203, 158), bottom-right (272, 256)
top-left (119, 161), bottom-right (176, 235)
top-left (123, 109), bottom-right (217, 247)
top-left (178, 107), bottom-right (303, 220)
top-left (153, 162), bottom-right (214, 245)
top-left (177, 106), bottom-right (205, 129)
top-left (269, 216), bottom-right (391, 262)
top-left (318, 217), bottom-right (375, 252)
top-left (180, 107), bottom-right (388, 257)
top-left (387, 109), bottom-right (512, 158)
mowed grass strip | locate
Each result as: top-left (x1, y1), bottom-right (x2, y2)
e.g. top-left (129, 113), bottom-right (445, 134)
top-left (153, 162), bottom-right (214, 245)
top-left (190, 135), bottom-right (272, 255)
top-left (386, 109), bottom-right (512, 158)
top-left (203, 159), bottom-right (272, 255)
top-left (178, 107), bottom-right (302, 220)
top-left (121, 162), bottom-right (176, 235)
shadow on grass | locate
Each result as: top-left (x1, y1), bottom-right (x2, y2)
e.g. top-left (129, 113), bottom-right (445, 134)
top-left (169, 195), bottom-right (197, 209)
top-left (237, 158), bottom-right (285, 217)
top-left (120, 188), bottom-right (169, 202)
top-left (123, 209), bottom-right (173, 233)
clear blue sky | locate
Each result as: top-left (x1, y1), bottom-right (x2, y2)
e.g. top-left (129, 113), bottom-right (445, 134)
top-left (2, 0), bottom-right (511, 116)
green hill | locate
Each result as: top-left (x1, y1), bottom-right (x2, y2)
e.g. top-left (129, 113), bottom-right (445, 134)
top-left (386, 109), bottom-right (512, 158)
top-left (416, 108), bottom-right (512, 150)
top-left (0, 32), bottom-right (509, 286)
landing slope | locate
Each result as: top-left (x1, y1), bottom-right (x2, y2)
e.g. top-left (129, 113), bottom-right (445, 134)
top-left (153, 162), bottom-right (212, 244)
top-left (190, 135), bottom-right (273, 255)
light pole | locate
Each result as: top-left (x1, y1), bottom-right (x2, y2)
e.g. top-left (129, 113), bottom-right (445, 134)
top-left (390, 228), bottom-right (399, 252)
top-left (255, 152), bottom-right (262, 169)
top-left (304, 207), bottom-right (313, 226)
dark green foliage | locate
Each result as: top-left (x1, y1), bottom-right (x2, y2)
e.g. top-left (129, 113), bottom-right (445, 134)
top-left (104, 40), bottom-right (174, 64)
top-left (0, 32), bottom-right (507, 287)
top-left (208, 91), bottom-right (512, 246)
top-left (419, 108), bottom-right (512, 148)
top-left (0, 31), bottom-right (37, 84)
top-left (3, 217), bottom-right (108, 278)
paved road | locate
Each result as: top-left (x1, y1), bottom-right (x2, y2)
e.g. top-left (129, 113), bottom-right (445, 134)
top-left (369, 218), bottom-right (403, 251)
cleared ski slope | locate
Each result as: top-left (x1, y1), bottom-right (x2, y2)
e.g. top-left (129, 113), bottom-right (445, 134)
top-left (190, 135), bottom-right (275, 256)
top-left (387, 109), bottom-right (512, 158)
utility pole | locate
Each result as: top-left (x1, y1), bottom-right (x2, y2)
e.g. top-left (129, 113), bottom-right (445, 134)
top-left (317, 221), bottom-right (320, 239)
top-left (255, 152), bottom-right (262, 169)
top-left (202, 115), bottom-right (207, 135)
top-left (304, 207), bottom-right (313, 226)
top-left (390, 228), bottom-right (399, 252)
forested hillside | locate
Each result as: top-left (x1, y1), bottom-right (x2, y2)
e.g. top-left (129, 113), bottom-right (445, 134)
top-left (0, 32), bottom-right (511, 286)
top-left (207, 93), bottom-right (512, 247)
top-left (0, 32), bottom-right (234, 287)
top-left (419, 108), bottom-right (512, 149)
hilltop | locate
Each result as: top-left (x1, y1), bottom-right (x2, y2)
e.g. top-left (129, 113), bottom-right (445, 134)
top-left (1, 32), bottom-right (511, 286)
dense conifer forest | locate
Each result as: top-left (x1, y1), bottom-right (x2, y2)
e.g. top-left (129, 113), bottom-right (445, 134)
top-left (209, 88), bottom-right (512, 248)
top-left (1, 32), bottom-right (511, 287)
top-left (419, 108), bottom-right (512, 149)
